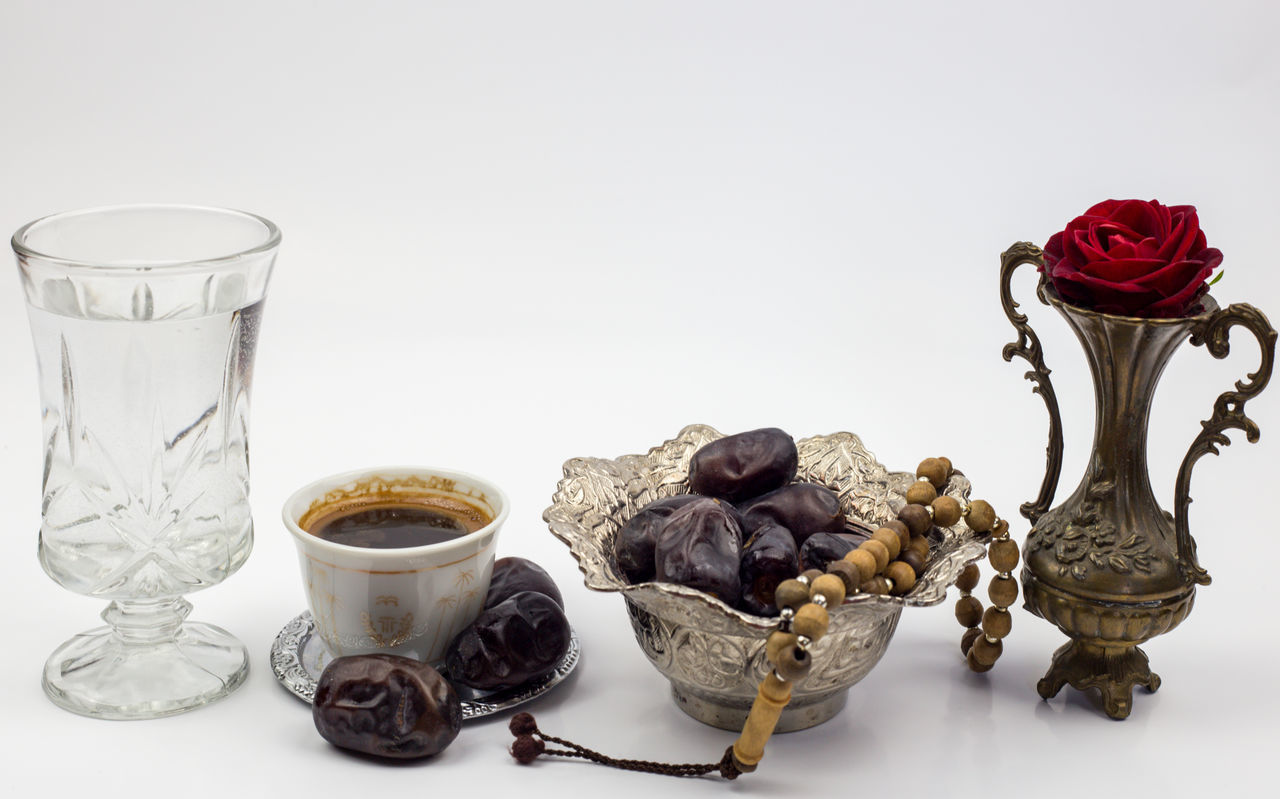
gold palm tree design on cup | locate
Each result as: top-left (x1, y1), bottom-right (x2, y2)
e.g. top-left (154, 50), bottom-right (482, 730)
top-left (308, 566), bottom-right (342, 647)
top-left (425, 592), bottom-right (460, 659)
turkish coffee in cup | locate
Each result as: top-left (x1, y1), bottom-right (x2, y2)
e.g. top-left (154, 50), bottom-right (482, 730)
top-left (283, 467), bottom-right (508, 662)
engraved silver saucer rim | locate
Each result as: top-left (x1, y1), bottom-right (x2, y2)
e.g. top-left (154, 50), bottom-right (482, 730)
top-left (269, 610), bottom-right (581, 720)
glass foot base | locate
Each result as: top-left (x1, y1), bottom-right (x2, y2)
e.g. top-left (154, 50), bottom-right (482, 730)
top-left (43, 621), bottom-right (249, 720)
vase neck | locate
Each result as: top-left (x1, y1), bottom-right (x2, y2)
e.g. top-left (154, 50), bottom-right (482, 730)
top-left (1058, 306), bottom-right (1198, 494)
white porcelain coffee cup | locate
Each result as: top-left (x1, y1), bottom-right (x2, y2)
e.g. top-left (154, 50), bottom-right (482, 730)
top-left (283, 467), bottom-right (508, 663)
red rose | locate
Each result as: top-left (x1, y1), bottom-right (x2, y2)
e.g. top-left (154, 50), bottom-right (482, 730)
top-left (1041, 199), bottom-right (1222, 318)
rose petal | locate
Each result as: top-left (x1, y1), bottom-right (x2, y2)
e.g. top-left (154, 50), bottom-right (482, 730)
top-left (1148, 281), bottom-right (1211, 317)
top-left (1105, 237), bottom-right (1140, 260)
top-left (1107, 200), bottom-right (1164, 239)
top-left (1089, 222), bottom-right (1140, 252)
top-left (1078, 257), bottom-right (1166, 282)
top-left (1053, 269), bottom-right (1159, 316)
top-left (1065, 227), bottom-right (1103, 265)
top-left (1195, 246), bottom-right (1223, 271)
top-left (1171, 206), bottom-right (1209, 253)
top-left (1156, 213), bottom-right (1197, 263)
top-left (1073, 239), bottom-right (1109, 265)
top-left (1081, 199), bottom-right (1126, 217)
top-left (1131, 259), bottom-right (1214, 295)
top-left (1042, 232), bottom-right (1067, 274)
top-left (1050, 277), bottom-right (1097, 308)
top-left (1056, 270), bottom-right (1152, 295)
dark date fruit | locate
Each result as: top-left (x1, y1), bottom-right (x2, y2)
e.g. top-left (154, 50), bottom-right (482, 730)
top-left (445, 591), bottom-right (571, 691)
top-left (614, 494), bottom-right (701, 583)
top-left (844, 519), bottom-right (875, 544)
top-left (313, 654), bottom-right (461, 760)
top-left (738, 522), bottom-right (801, 616)
top-left (486, 556), bottom-right (563, 609)
top-left (740, 483), bottom-right (845, 545)
top-left (799, 532), bottom-right (867, 572)
top-left (688, 428), bottom-right (798, 503)
top-left (654, 497), bottom-right (742, 602)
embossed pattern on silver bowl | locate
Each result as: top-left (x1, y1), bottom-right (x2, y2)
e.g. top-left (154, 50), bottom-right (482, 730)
top-left (544, 424), bottom-right (985, 732)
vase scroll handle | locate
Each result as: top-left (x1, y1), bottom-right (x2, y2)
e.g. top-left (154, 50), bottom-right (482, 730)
top-left (1174, 303), bottom-right (1277, 586)
top-left (999, 242), bottom-right (1064, 525)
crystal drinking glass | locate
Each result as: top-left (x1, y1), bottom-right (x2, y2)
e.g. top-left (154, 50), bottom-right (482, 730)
top-left (12, 205), bottom-right (280, 719)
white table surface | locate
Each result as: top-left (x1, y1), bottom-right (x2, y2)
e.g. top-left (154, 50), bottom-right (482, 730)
top-left (2, 3), bottom-right (1277, 796)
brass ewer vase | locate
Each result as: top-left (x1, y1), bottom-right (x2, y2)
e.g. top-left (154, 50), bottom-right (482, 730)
top-left (999, 242), bottom-right (1276, 719)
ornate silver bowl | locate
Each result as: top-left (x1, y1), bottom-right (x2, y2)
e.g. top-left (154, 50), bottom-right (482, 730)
top-left (544, 424), bottom-right (985, 732)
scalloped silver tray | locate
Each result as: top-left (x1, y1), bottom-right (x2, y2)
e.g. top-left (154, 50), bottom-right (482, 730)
top-left (269, 610), bottom-right (580, 719)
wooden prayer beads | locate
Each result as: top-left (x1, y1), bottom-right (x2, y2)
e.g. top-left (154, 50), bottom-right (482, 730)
top-left (900, 458), bottom-right (1019, 673)
top-left (733, 568), bottom-right (846, 772)
top-left (959, 516), bottom-right (1018, 672)
top-left (812, 456), bottom-right (1019, 671)
top-left (806, 458), bottom-right (952, 600)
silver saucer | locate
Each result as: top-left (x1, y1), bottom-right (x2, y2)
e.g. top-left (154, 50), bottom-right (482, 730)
top-left (269, 610), bottom-right (580, 719)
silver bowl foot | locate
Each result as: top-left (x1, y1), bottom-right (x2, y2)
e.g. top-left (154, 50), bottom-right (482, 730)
top-left (670, 684), bottom-right (848, 732)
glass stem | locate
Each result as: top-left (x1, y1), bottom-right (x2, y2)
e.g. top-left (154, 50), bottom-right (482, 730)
top-left (101, 598), bottom-right (192, 646)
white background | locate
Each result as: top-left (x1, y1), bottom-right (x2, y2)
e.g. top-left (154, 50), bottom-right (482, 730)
top-left (2, 1), bottom-right (1278, 796)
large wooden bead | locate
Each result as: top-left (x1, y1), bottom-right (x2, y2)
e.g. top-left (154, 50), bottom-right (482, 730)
top-left (964, 499), bottom-right (997, 534)
top-left (843, 548), bottom-right (878, 583)
top-left (970, 635), bottom-right (1003, 667)
top-left (862, 576), bottom-right (891, 595)
top-left (885, 561), bottom-right (916, 595)
top-left (931, 495), bottom-right (962, 527)
top-left (909, 535), bottom-right (930, 561)
top-left (860, 539), bottom-right (891, 573)
top-left (966, 647), bottom-right (994, 673)
top-left (871, 528), bottom-right (902, 560)
top-left (988, 575), bottom-right (1019, 608)
top-left (905, 480), bottom-right (938, 506)
top-left (809, 573), bottom-right (846, 607)
top-left (792, 603), bottom-right (830, 641)
top-left (826, 560), bottom-right (860, 594)
top-left (955, 563), bottom-right (980, 592)
top-left (772, 643), bottom-right (812, 683)
top-left (989, 538), bottom-right (1020, 574)
top-left (774, 579), bottom-right (810, 611)
top-left (916, 458), bottom-right (949, 488)
top-left (897, 504), bottom-right (932, 537)
top-left (955, 595), bottom-right (983, 628)
top-left (899, 548), bottom-right (926, 578)
top-left (982, 607), bottom-right (1012, 640)
top-left (883, 520), bottom-right (911, 552)
top-left (961, 627), bottom-right (983, 656)
top-left (765, 631), bottom-right (798, 666)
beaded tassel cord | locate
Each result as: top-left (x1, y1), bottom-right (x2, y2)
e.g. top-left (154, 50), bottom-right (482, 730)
top-left (509, 457), bottom-right (1018, 777)
top-left (508, 712), bottom-right (745, 779)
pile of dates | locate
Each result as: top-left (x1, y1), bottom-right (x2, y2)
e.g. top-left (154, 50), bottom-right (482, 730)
top-left (313, 557), bottom-right (570, 760)
top-left (445, 556), bottom-right (570, 691)
top-left (616, 428), bottom-right (924, 615)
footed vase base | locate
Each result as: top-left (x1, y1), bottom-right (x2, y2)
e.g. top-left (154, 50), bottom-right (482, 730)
top-left (43, 620), bottom-right (249, 720)
top-left (1036, 640), bottom-right (1161, 720)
